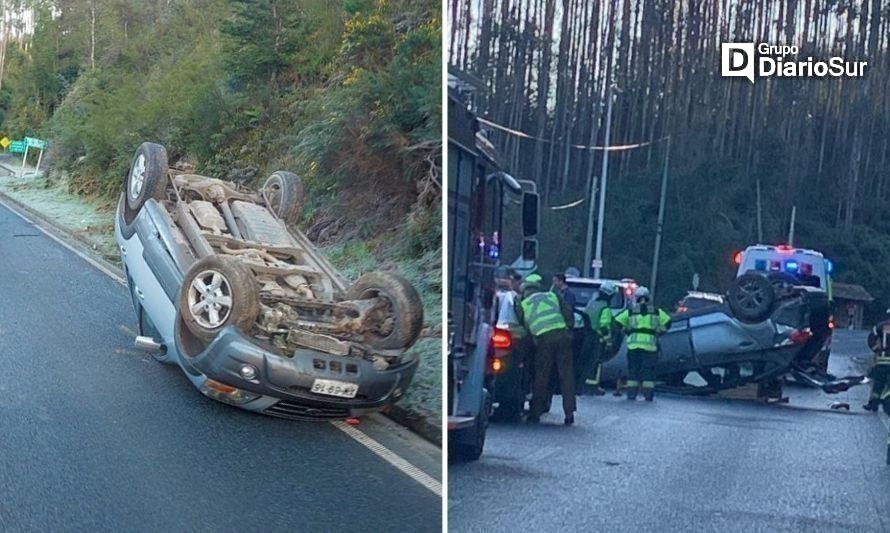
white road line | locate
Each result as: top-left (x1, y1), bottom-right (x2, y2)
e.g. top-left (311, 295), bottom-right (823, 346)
top-left (0, 194), bottom-right (441, 495)
top-left (332, 420), bottom-right (442, 497)
top-left (0, 197), bottom-right (126, 285)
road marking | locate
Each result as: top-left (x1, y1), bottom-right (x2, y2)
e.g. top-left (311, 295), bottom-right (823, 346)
top-left (0, 196), bottom-right (126, 285)
top-left (332, 420), bottom-right (442, 497)
top-left (0, 195), bottom-right (442, 496)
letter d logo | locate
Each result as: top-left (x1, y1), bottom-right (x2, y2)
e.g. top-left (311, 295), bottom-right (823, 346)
top-left (721, 43), bottom-right (755, 83)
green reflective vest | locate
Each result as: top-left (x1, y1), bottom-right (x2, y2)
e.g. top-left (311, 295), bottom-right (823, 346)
top-left (521, 291), bottom-right (568, 337)
top-left (615, 308), bottom-right (671, 352)
top-left (584, 299), bottom-right (612, 337)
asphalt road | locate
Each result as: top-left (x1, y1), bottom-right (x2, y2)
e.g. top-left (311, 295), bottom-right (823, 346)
top-left (450, 329), bottom-right (890, 532)
top-left (0, 201), bottom-right (441, 531)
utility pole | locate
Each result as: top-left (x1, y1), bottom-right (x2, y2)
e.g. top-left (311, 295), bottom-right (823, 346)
top-left (650, 137), bottom-right (671, 300)
top-left (788, 205), bottom-right (796, 246)
top-left (591, 83), bottom-right (615, 279)
top-left (582, 101), bottom-right (602, 277)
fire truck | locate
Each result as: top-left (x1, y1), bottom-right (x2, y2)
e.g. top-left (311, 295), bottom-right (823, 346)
top-left (447, 70), bottom-right (539, 460)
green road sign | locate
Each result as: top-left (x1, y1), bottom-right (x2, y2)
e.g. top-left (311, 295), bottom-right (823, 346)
top-left (24, 136), bottom-right (47, 149)
top-left (9, 140), bottom-right (25, 154)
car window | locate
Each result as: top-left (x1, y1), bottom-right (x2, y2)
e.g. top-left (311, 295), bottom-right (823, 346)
top-left (567, 284), bottom-right (598, 308)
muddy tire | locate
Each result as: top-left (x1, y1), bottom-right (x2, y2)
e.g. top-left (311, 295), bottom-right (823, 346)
top-left (346, 271), bottom-right (423, 350)
top-left (179, 255), bottom-right (260, 343)
top-left (123, 142), bottom-right (168, 224)
top-left (728, 273), bottom-right (775, 323)
top-left (262, 171), bottom-right (304, 225)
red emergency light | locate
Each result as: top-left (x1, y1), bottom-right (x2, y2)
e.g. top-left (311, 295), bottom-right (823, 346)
top-left (733, 251), bottom-right (742, 265)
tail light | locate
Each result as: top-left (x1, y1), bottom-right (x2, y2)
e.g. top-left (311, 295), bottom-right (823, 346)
top-left (733, 251), bottom-right (742, 265)
top-left (828, 318), bottom-right (835, 330)
top-left (789, 328), bottom-right (813, 344)
top-left (492, 328), bottom-right (512, 349)
top-left (490, 358), bottom-right (504, 373)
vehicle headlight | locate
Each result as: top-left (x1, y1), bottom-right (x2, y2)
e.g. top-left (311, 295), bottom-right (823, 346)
top-left (200, 378), bottom-right (260, 405)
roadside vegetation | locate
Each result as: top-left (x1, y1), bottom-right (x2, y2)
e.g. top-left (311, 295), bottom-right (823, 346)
top-left (0, 0), bottom-right (441, 424)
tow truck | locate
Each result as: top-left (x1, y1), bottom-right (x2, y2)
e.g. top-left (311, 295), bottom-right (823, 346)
top-left (447, 74), bottom-right (540, 460)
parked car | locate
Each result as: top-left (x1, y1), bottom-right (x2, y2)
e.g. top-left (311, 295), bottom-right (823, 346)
top-left (676, 291), bottom-right (725, 313)
top-left (116, 142), bottom-right (423, 420)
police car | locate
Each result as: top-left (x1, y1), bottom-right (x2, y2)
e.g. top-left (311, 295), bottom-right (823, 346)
top-left (733, 244), bottom-right (834, 372)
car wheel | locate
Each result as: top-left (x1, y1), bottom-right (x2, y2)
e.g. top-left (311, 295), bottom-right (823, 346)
top-left (179, 255), bottom-right (260, 342)
top-left (766, 272), bottom-right (799, 299)
top-left (262, 171), bottom-right (304, 225)
top-left (452, 390), bottom-right (489, 462)
top-left (123, 142), bottom-right (168, 225)
top-left (346, 271), bottom-right (423, 350)
top-left (728, 273), bottom-right (775, 323)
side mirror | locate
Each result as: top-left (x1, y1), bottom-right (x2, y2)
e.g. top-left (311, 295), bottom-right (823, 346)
top-left (521, 192), bottom-right (539, 237)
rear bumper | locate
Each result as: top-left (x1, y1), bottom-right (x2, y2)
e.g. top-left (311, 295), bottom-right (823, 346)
top-left (177, 325), bottom-right (419, 420)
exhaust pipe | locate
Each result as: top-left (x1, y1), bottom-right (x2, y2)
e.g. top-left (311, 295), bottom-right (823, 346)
top-left (135, 336), bottom-right (166, 354)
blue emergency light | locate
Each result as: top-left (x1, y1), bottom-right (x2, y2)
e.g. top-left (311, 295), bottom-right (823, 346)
top-left (785, 260), bottom-right (799, 273)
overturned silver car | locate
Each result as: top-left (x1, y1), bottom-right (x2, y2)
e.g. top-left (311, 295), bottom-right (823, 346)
top-left (116, 142), bottom-right (423, 419)
top-left (568, 274), bottom-right (865, 397)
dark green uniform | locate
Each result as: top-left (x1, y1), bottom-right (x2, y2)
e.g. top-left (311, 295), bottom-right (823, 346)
top-left (518, 289), bottom-right (576, 420)
top-left (582, 297), bottom-right (613, 391)
top-left (614, 306), bottom-right (671, 401)
top-left (866, 320), bottom-right (890, 412)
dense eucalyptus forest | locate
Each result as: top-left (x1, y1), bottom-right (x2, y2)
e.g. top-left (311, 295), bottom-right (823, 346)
top-left (451, 0), bottom-right (890, 316)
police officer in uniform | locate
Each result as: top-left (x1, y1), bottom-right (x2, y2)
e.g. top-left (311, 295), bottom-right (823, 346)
top-left (864, 309), bottom-right (890, 412)
top-left (516, 273), bottom-right (577, 425)
top-left (582, 281), bottom-right (617, 395)
top-left (614, 286), bottom-right (671, 401)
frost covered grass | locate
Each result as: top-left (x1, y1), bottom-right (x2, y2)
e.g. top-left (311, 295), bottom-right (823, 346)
top-left (0, 171), bottom-right (118, 262)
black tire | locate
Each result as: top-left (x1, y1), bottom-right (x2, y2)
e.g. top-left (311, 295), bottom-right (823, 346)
top-left (728, 273), bottom-right (775, 323)
top-left (179, 255), bottom-right (260, 342)
top-left (123, 142), bottom-right (168, 225)
top-left (346, 271), bottom-right (423, 350)
top-left (452, 390), bottom-right (490, 462)
top-left (767, 272), bottom-right (799, 299)
top-left (262, 171), bottom-right (305, 225)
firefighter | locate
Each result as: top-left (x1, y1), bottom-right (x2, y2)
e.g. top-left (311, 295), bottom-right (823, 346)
top-left (582, 281), bottom-right (617, 395)
top-left (614, 286), bottom-right (671, 401)
top-left (516, 273), bottom-right (577, 425)
top-left (864, 309), bottom-right (890, 412)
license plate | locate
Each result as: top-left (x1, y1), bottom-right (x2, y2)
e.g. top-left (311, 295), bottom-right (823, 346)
top-left (310, 378), bottom-right (359, 399)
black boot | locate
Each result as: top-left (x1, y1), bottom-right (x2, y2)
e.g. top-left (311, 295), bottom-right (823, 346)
top-left (627, 388), bottom-right (638, 401)
top-left (564, 415), bottom-right (574, 426)
top-left (864, 399), bottom-right (879, 412)
top-left (643, 389), bottom-right (654, 402)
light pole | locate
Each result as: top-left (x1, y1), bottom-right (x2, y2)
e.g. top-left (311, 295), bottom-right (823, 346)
top-left (590, 83), bottom-right (615, 279)
top-left (649, 136), bottom-right (671, 300)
